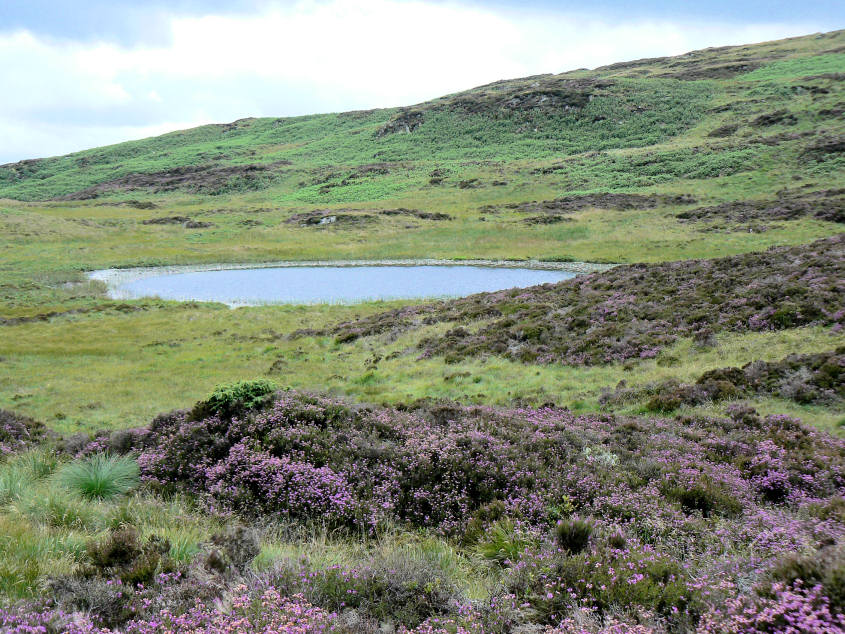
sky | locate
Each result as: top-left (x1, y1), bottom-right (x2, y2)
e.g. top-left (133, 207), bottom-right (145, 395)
top-left (0, 1), bottom-right (842, 164)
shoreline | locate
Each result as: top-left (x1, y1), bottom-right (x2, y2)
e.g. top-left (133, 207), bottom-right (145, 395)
top-left (89, 258), bottom-right (616, 286)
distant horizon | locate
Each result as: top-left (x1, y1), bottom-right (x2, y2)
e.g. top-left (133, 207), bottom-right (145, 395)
top-left (0, 0), bottom-right (842, 163)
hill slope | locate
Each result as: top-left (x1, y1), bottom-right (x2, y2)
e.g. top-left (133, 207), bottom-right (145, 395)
top-left (0, 29), bottom-right (843, 204)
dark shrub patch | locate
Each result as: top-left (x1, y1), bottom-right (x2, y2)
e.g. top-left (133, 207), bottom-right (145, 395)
top-left (663, 478), bottom-right (743, 517)
top-left (765, 544), bottom-right (845, 613)
top-left (84, 526), bottom-right (175, 586)
top-left (676, 188), bottom-right (845, 228)
top-left (266, 552), bottom-right (460, 628)
top-left (602, 347), bottom-right (844, 411)
top-left (0, 409), bottom-right (48, 454)
top-left (189, 379), bottom-right (277, 420)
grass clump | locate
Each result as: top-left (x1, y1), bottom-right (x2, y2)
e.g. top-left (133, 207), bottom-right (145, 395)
top-left (474, 519), bottom-right (533, 565)
top-left (59, 454), bottom-right (140, 501)
top-left (554, 518), bottom-right (593, 554)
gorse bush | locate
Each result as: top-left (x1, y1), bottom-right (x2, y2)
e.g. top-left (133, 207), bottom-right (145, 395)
top-left (59, 453), bottom-right (140, 500)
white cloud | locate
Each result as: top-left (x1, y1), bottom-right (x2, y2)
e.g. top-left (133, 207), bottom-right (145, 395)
top-left (0, 0), bottom-right (826, 163)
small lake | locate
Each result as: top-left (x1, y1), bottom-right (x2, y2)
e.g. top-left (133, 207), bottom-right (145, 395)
top-left (90, 264), bottom-right (579, 306)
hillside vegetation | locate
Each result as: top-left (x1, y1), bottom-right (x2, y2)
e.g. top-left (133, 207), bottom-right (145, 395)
top-left (0, 29), bottom-right (843, 633)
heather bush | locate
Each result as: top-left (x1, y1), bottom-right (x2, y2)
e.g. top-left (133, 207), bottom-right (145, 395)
top-left (138, 392), bottom-right (845, 540)
top-left (120, 390), bottom-right (845, 629)
top-left (603, 347), bottom-right (844, 413)
top-left (44, 524), bottom-right (259, 629)
top-left (0, 409), bottom-right (48, 455)
top-left (59, 453), bottom-right (140, 501)
top-left (505, 543), bottom-right (693, 625)
top-left (696, 580), bottom-right (845, 633)
top-left (264, 551), bottom-right (462, 628)
top-left (765, 543), bottom-right (845, 613)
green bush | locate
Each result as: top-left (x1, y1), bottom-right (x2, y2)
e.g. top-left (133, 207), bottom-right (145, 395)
top-left (190, 379), bottom-right (277, 420)
top-left (59, 454), bottom-right (140, 501)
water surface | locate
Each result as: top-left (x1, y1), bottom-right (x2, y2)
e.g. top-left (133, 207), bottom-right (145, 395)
top-left (96, 265), bottom-right (576, 305)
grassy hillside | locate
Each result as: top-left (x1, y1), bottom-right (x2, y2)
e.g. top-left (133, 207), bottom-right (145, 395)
top-left (1, 30), bottom-right (842, 203)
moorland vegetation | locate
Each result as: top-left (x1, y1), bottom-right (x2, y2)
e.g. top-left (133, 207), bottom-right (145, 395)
top-left (0, 28), bottom-right (843, 633)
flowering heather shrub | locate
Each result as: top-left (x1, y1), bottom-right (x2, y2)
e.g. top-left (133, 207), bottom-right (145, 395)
top-left (502, 542), bottom-right (692, 624)
top-left (121, 588), bottom-right (341, 633)
top-left (52, 389), bottom-right (837, 631)
top-left (696, 580), bottom-right (845, 633)
top-left (0, 409), bottom-right (47, 455)
top-left (315, 235), bottom-right (844, 365)
top-left (137, 392), bottom-right (844, 538)
top-left (262, 552), bottom-right (461, 627)
top-left (0, 590), bottom-right (341, 633)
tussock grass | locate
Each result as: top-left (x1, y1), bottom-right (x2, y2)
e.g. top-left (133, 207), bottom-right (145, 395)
top-left (58, 454), bottom-right (140, 501)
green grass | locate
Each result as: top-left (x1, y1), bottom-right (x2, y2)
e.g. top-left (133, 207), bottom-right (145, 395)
top-left (58, 454), bottom-right (140, 501)
top-left (740, 52), bottom-right (845, 80)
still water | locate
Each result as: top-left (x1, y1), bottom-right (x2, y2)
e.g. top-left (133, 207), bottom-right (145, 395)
top-left (93, 265), bottom-right (576, 305)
